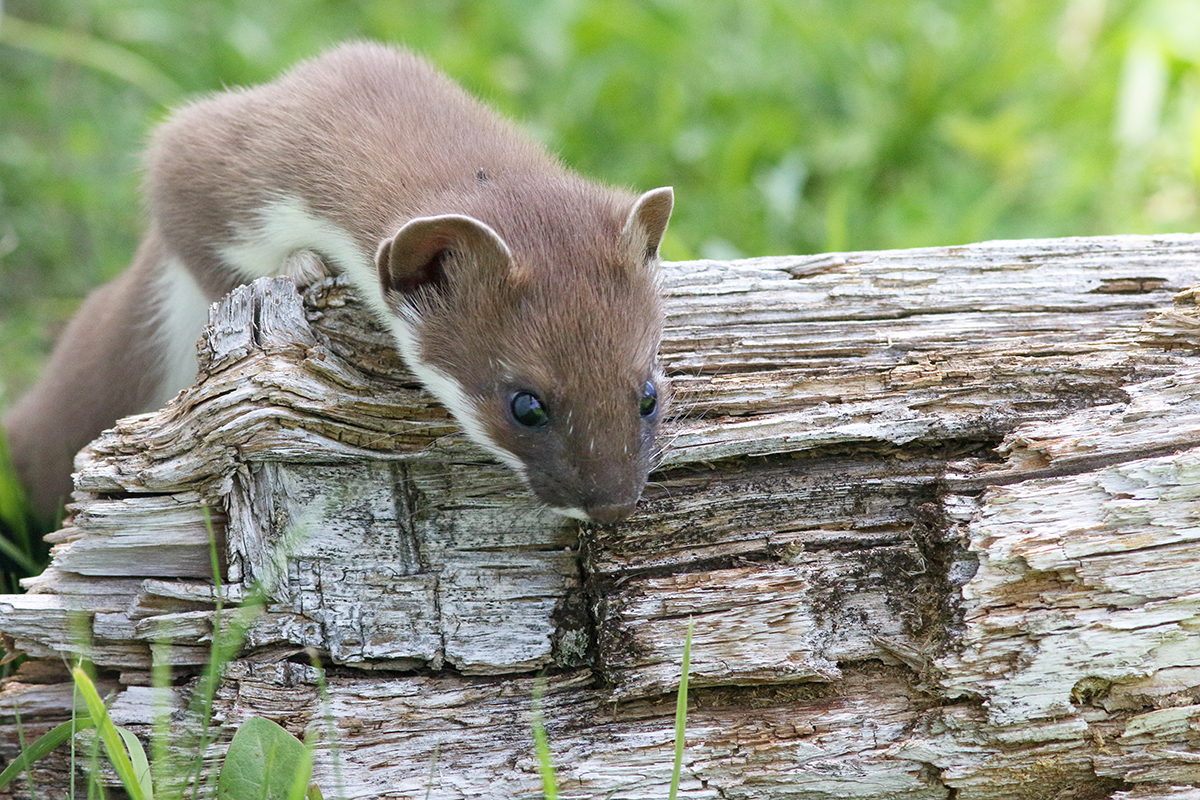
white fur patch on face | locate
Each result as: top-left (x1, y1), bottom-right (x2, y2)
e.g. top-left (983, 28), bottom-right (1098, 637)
top-left (218, 196), bottom-right (533, 490)
top-left (149, 256), bottom-right (213, 409)
top-left (385, 311), bottom-right (526, 476)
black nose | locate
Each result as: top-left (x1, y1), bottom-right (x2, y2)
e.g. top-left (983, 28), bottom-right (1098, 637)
top-left (585, 502), bottom-right (636, 525)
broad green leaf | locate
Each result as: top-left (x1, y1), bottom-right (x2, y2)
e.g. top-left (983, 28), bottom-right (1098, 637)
top-left (218, 717), bottom-right (312, 800)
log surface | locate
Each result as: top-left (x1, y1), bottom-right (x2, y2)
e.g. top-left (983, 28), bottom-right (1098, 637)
top-left (3, 234), bottom-right (1200, 799)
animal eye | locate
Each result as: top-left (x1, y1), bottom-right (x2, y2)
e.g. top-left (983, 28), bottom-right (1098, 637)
top-left (510, 391), bottom-right (550, 427)
top-left (639, 381), bottom-right (658, 417)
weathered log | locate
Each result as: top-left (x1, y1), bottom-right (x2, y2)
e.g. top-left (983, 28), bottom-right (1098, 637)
top-left (3, 233), bottom-right (1200, 799)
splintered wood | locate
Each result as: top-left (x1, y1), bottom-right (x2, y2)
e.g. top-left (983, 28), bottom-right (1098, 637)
top-left (3, 234), bottom-right (1200, 799)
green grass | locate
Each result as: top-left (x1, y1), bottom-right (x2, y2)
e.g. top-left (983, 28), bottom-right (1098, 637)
top-left (532, 618), bottom-right (694, 799)
top-left (0, 507), bottom-right (329, 798)
top-left (0, 488), bottom-right (322, 797)
top-left (0, 427), bottom-right (48, 600)
top-left (7, 619), bottom-right (691, 799)
top-left (2, 0), bottom-right (1200, 404)
top-left (0, 621), bottom-right (327, 800)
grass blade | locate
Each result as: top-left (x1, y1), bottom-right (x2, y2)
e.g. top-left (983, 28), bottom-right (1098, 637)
top-left (0, 718), bottom-right (96, 788)
top-left (71, 666), bottom-right (147, 800)
top-left (116, 726), bottom-right (155, 800)
top-left (0, 532), bottom-right (39, 575)
top-left (668, 618), bottom-right (693, 800)
top-left (423, 743), bottom-right (439, 800)
top-left (285, 749), bottom-right (315, 800)
top-left (530, 685), bottom-right (557, 800)
top-left (0, 430), bottom-right (31, 556)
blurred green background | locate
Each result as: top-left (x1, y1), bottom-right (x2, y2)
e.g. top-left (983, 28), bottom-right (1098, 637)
top-left (3, 0), bottom-right (1200, 408)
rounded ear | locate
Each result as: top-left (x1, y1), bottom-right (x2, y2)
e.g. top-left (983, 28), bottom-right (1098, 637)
top-left (621, 186), bottom-right (674, 262)
top-left (376, 214), bottom-right (513, 301)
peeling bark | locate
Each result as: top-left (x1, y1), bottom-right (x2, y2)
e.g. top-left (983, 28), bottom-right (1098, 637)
top-left (3, 234), bottom-right (1200, 799)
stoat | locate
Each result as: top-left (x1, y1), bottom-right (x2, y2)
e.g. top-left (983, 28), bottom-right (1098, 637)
top-left (4, 42), bottom-right (673, 525)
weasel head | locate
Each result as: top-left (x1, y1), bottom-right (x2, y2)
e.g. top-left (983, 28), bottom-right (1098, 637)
top-left (377, 187), bottom-right (674, 524)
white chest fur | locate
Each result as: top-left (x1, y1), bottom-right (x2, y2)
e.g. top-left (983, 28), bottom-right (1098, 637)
top-left (219, 196), bottom-right (379, 307)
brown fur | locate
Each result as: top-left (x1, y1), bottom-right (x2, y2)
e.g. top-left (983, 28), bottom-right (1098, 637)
top-left (5, 42), bottom-right (672, 523)
top-left (380, 181), bottom-right (670, 518)
top-left (5, 235), bottom-right (167, 516)
top-left (146, 43), bottom-right (589, 293)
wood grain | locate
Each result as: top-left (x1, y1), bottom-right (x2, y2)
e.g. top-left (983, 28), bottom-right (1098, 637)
top-left (3, 234), bottom-right (1200, 799)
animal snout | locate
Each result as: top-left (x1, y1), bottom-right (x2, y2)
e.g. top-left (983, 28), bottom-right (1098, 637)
top-left (584, 501), bottom-right (638, 525)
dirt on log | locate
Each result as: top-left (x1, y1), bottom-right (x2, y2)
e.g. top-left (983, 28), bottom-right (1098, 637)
top-left (3, 233), bottom-right (1200, 799)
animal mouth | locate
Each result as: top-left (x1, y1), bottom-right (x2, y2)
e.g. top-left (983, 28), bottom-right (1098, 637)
top-left (547, 502), bottom-right (638, 526)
